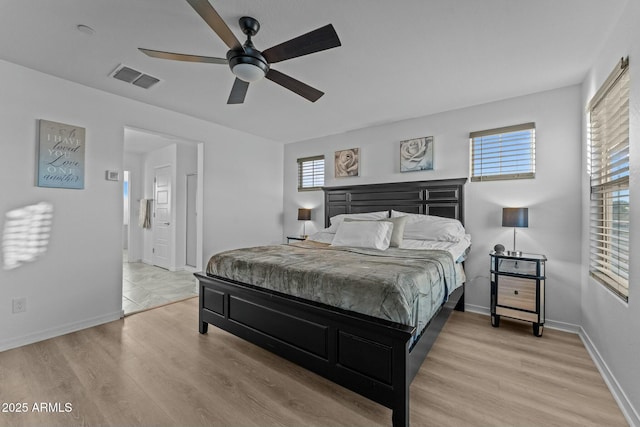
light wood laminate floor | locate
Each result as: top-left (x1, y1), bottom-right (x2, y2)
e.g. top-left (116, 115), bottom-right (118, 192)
top-left (0, 298), bottom-right (627, 427)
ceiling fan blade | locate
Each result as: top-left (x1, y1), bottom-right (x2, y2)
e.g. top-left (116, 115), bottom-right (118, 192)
top-left (227, 78), bottom-right (249, 104)
top-left (262, 24), bottom-right (341, 64)
top-left (139, 48), bottom-right (227, 64)
top-left (186, 0), bottom-right (243, 51)
top-left (265, 69), bottom-right (324, 102)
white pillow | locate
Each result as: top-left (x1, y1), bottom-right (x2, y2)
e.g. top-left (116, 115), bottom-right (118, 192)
top-left (344, 216), bottom-right (407, 247)
top-left (326, 211), bottom-right (389, 232)
top-left (390, 210), bottom-right (465, 242)
top-left (331, 221), bottom-right (393, 250)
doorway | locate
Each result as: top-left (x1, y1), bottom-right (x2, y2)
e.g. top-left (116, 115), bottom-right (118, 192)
top-left (122, 127), bottom-right (204, 315)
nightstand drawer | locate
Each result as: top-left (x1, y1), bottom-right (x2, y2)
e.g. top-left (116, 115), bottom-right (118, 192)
top-left (497, 276), bottom-right (536, 311)
top-left (494, 258), bottom-right (540, 276)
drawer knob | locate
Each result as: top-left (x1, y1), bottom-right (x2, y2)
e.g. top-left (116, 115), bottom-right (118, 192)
top-left (514, 290), bottom-right (519, 295)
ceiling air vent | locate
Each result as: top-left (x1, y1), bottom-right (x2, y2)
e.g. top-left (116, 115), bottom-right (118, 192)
top-left (111, 64), bottom-right (160, 89)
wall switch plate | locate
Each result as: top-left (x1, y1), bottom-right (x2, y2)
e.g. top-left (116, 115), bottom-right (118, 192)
top-left (12, 297), bottom-right (26, 314)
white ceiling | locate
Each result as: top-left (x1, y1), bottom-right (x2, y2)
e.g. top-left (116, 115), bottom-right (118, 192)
top-left (0, 0), bottom-right (627, 143)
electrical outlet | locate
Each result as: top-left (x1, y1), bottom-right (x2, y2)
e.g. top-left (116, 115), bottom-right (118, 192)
top-left (12, 297), bottom-right (26, 314)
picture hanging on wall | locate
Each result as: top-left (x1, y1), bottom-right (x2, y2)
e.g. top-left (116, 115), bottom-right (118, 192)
top-left (400, 136), bottom-right (433, 172)
top-left (36, 119), bottom-right (86, 189)
top-left (335, 148), bottom-right (359, 177)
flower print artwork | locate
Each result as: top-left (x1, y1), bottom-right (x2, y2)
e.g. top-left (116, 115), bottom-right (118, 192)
top-left (335, 148), bottom-right (359, 177)
top-left (400, 137), bottom-right (433, 172)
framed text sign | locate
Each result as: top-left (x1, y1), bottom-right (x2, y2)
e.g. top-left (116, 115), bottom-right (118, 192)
top-left (37, 119), bottom-right (85, 189)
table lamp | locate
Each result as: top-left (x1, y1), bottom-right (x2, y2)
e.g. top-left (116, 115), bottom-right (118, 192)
top-left (502, 207), bottom-right (528, 256)
top-left (298, 208), bottom-right (311, 238)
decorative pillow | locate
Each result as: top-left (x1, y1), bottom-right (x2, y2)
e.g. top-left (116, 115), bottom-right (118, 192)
top-left (331, 221), bottom-right (393, 250)
top-left (326, 211), bottom-right (389, 232)
top-left (344, 215), bottom-right (407, 247)
top-left (390, 210), bottom-right (465, 242)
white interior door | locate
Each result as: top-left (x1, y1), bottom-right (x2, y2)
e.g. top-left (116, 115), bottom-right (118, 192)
top-left (153, 165), bottom-right (172, 269)
top-left (186, 173), bottom-right (197, 268)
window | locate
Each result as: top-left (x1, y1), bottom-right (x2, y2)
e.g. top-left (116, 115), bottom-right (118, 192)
top-left (470, 123), bottom-right (536, 181)
top-left (588, 57), bottom-right (630, 301)
top-left (297, 155), bottom-right (325, 191)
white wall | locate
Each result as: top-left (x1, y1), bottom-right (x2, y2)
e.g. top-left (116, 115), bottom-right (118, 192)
top-left (0, 59), bottom-right (283, 351)
top-left (284, 85), bottom-right (583, 327)
top-left (581, 0), bottom-right (640, 424)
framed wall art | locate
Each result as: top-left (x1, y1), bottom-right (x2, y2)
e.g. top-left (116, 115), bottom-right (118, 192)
top-left (335, 148), bottom-right (359, 177)
top-left (400, 136), bottom-right (433, 172)
top-left (36, 119), bottom-right (86, 189)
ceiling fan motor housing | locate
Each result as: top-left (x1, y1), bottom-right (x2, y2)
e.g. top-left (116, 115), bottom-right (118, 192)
top-left (227, 17), bottom-right (269, 82)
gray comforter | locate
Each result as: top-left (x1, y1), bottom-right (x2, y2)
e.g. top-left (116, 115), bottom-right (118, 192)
top-left (206, 241), bottom-right (461, 333)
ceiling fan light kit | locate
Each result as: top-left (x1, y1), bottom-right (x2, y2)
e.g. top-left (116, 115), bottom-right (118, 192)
top-left (139, 0), bottom-right (341, 104)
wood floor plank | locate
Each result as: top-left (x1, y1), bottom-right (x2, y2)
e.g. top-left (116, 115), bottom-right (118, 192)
top-left (0, 297), bottom-right (627, 427)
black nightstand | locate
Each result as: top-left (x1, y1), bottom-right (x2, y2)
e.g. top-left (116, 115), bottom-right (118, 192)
top-left (490, 252), bottom-right (546, 337)
top-left (286, 236), bottom-right (306, 243)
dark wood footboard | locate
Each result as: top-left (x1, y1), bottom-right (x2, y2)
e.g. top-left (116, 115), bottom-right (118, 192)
top-left (196, 272), bottom-right (464, 427)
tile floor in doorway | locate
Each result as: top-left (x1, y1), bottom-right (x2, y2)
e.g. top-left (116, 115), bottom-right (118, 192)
top-left (123, 253), bottom-right (198, 315)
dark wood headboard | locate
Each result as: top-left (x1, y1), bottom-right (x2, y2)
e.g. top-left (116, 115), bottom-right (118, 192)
top-left (323, 178), bottom-right (467, 228)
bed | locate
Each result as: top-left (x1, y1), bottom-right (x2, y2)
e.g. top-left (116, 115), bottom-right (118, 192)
top-left (195, 178), bottom-right (468, 427)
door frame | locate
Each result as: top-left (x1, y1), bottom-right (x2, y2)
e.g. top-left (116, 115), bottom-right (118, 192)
top-left (185, 172), bottom-right (198, 269)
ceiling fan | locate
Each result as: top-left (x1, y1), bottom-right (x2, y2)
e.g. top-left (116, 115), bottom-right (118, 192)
top-left (139, 0), bottom-right (342, 104)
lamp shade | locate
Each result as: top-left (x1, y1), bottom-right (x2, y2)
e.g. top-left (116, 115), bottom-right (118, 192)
top-left (297, 208), bottom-right (311, 221)
top-left (502, 208), bottom-right (528, 228)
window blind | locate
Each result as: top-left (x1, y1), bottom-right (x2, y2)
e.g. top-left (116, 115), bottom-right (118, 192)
top-left (297, 155), bottom-right (325, 191)
top-left (589, 57), bottom-right (630, 301)
top-left (470, 123), bottom-right (536, 181)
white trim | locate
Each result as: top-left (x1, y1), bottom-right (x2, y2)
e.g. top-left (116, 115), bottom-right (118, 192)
top-left (544, 319), bottom-right (581, 334)
top-left (464, 304), bottom-right (490, 316)
top-left (0, 311), bottom-right (122, 352)
top-left (579, 327), bottom-right (640, 427)
top-left (464, 305), bottom-right (581, 334)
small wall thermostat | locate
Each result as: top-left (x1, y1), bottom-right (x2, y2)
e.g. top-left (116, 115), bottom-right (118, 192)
top-left (105, 170), bottom-right (119, 181)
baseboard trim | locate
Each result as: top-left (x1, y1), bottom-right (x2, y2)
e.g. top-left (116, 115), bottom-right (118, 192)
top-left (464, 304), bottom-right (489, 316)
top-left (465, 305), bottom-right (581, 334)
top-left (0, 311), bottom-right (122, 353)
top-left (544, 319), bottom-right (581, 334)
top-left (579, 327), bottom-right (640, 427)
